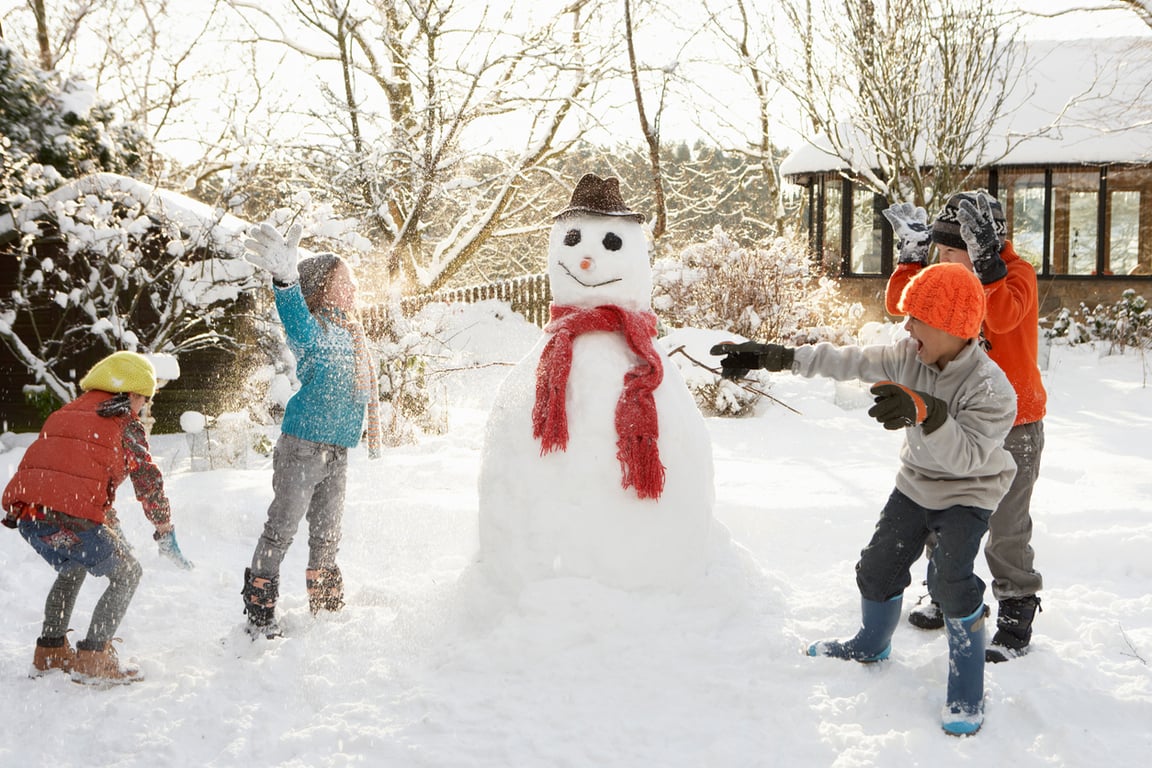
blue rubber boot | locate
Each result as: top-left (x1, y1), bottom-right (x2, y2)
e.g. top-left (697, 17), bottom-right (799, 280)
top-left (808, 595), bottom-right (903, 663)
top-left (942, 605), bottom-right (989, 736)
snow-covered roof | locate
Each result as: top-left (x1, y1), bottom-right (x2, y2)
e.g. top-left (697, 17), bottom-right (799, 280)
top-left (780, 37), bottom-right (1152, 177)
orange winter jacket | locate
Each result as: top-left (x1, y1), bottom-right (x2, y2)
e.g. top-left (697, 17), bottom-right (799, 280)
top-left (2, 390), bottom-right (132, 524)
top-left (885, 242), bottom-right (1047, 426)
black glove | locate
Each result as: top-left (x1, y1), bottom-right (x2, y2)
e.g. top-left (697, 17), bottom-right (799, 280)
top-left (868, 381), bottom-right (948, 434)
top-left (957, 192), bottom-right (1007, 285)
top-left (709, 342), bottom-right (794, 380)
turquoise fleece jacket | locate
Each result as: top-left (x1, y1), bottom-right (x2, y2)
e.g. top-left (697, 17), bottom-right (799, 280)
top-left (792, 338), bottom-right (1017, 511)
top-left (275, 284), bottom-right (368, 448)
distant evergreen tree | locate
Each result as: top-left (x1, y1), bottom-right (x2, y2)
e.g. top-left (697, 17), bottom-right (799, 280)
top-left (0, 41), bottom-right (152, 196)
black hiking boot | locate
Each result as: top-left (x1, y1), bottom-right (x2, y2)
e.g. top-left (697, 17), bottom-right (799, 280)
top-left (986, 595), bottom-right (1041, 663)
top-left (242, 568), bottom-right (281, 639)
top-left (908, 599), bottom-right (945, 630)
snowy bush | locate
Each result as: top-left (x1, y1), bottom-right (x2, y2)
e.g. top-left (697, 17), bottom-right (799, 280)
top-left (1045, 289), bottom-right (1151, 354)
top-left (0, 177), bottom-right (260, 404)
top-left (651, 227), bottom-right (864, 345)
top-left (368, 298), bottom-right (449, 446)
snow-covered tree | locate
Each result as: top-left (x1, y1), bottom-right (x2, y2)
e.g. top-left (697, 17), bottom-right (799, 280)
top-left (0, 175), bottom-right (260, 405)
top-left (224, 0), bottom-right (618, 294)
top-left (0, 42), bottom-right (152, 198)
top-left (775, 0), bottom-right (1026, 209)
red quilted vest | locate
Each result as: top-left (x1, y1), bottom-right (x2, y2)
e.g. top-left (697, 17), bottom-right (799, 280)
top-left (2, 391), bottom-right (131, 524)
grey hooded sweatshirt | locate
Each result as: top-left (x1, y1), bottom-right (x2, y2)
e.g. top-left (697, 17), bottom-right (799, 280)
top-left (792, 337), bottom-right (1017, 511)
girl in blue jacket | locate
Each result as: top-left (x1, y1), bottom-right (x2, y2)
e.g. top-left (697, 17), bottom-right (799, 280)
top-left (241, 223), bottom-right (381, 637)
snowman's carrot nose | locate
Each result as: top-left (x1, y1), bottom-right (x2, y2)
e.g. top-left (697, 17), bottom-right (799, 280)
top-left (580, 256), bottom-right (594, 271)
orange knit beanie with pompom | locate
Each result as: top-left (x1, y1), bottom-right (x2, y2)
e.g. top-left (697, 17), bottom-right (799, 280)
top-left (897, 262), bottom-right (985, 339)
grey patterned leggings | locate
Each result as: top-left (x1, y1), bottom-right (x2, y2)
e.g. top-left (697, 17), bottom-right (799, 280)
top-left (42, 549), bottom-right (143, 644)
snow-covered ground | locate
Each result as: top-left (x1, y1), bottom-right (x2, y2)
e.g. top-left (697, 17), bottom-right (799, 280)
top-left (1, 303), bottom-right (1150, 767)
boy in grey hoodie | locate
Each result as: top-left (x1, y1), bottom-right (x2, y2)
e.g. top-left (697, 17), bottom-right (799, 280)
top-left (712, 262), bottom-right (1016, 736)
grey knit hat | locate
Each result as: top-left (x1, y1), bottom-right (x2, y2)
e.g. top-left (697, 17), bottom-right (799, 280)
top-left (297, 252), bottom-right (343, 300)
top-left (931, 191), bottom-right (1007, 251)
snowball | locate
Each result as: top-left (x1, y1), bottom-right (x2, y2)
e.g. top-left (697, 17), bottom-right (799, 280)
top-left (180, 411), bottom-right (208, 433)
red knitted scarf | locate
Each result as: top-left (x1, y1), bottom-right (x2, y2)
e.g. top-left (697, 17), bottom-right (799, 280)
top-left (532, 304), bottom-right (666, 499)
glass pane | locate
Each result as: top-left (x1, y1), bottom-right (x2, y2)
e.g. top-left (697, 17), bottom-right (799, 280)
top-left (1107, 166), bottom-right (1152, 276)
top-left (1051, 171), bottom-right (1100, 275)
top-left (1109, 190), bottom-right (1140, 275)
top-left (823, 180), bottom-right (843, 272)
top-left (1001, 172), bottom-right (1045, 272)
top-left (850, 188), bottom-right (881, 274)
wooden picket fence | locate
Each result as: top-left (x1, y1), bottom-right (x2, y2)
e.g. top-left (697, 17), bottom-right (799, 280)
top-left (391, 272), bottom-right (553, 328)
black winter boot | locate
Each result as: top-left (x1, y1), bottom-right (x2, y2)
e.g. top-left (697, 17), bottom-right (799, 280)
top-left (986, 595), bottom-right (1041, 663)
top-left (908, 599), bottom-right (945, 630)
top-left (242, 568), bottom-right (281, 638)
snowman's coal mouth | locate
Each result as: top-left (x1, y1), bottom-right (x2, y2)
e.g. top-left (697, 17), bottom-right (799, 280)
top-left (560, 263), bottom-right (623, 288)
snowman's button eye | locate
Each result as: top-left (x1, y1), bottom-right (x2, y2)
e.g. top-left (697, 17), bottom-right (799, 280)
top-left (603, 232), bottom-right (622, 251)
top-left (564, 229), bottom-right (581, 247)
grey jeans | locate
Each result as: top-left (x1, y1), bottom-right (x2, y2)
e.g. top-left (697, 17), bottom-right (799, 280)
top-left (985, 420), bottom-right (1045, 599)
top-left (250, 433), bottom-right (348, 579)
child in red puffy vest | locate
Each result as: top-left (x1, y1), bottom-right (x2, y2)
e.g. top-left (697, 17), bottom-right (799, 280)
top-left (3, 351), bottom-right (193, 684)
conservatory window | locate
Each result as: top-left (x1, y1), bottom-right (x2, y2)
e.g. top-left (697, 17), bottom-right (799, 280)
top-left (822, 180), bottom-right (843, 272)
top-left (1051, 170), bottom-right (1100, 275)
top-left (850, 188), bottom-right (881, 274)
top-left (1105, 167), bottom-right (1152, 276)
top-left (1001, 172), bottom-right (1045, 272)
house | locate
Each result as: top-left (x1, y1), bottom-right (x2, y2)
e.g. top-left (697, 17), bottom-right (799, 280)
top-left (780, 37), bottom-right (1152, 321)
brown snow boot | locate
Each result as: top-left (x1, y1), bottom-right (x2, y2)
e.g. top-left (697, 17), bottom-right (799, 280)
top-left (72, 639), bottom-right (140, 685)
top-left (986, 595), bottom-right (1042, 663)
top-left (32, 635), bottom-right (76, 676)
top-left (306, 566), bottom-right (345, 614)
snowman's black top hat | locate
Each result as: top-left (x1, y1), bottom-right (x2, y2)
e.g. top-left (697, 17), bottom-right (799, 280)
top-left (554, 173), bottom-right (645, 223)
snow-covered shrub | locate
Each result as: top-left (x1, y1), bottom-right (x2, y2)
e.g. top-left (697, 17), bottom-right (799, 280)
top-left (660, 328), bottom-right (768, 417)
top-left (368, 298), bottom-right (448, 446)
top-left (0, 177), bottom-right (260, 404)
top-left (1045, 290), bottom-right (1151, 353)
top-left (651, 227), bottom-right (864, 346)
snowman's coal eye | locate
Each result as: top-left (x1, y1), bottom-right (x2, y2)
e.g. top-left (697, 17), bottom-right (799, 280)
top-left (602, 232), bottom-right (622, 251)
top-left (564, 229), bottom-right (581, 247)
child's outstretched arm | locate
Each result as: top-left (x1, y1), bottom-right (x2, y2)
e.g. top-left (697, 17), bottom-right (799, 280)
top-left (123, 419), bottom-right (194, 570)
top-left (709, 342), bottom-right (794, 380)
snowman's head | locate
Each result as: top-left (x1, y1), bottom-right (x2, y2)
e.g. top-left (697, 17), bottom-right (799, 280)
top-left (548, 175), bottom-right (651, 311)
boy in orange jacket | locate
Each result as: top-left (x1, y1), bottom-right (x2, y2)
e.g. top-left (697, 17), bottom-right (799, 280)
top-left (883, 191), bottom-right (1047, 662)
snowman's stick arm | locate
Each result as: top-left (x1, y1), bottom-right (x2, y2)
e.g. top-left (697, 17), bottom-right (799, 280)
top-left (668, 346), bottom-right (802, 416)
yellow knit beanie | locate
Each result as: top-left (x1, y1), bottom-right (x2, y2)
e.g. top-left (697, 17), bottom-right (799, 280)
top-left (898, 262), bottom-right (986, 339)
top-left (79, 351), bottom-right (158, 397)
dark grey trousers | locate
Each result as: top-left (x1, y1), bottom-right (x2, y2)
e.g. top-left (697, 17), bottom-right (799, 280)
top-left (250, 433), bottom-right (347, 579)
top-left (986, 421), bottom-right (1045, 599)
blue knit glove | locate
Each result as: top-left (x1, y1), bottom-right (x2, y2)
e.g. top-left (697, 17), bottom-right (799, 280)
top-left (881, 202), bottom-right (931, 265)
top-left (957, 193), bottom-right (1007, 284)
top-left (157, 530), bottom-right (194, 570)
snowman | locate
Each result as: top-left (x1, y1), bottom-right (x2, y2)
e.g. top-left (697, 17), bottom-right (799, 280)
top-left (478, 173), bottom-right (717, 591)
